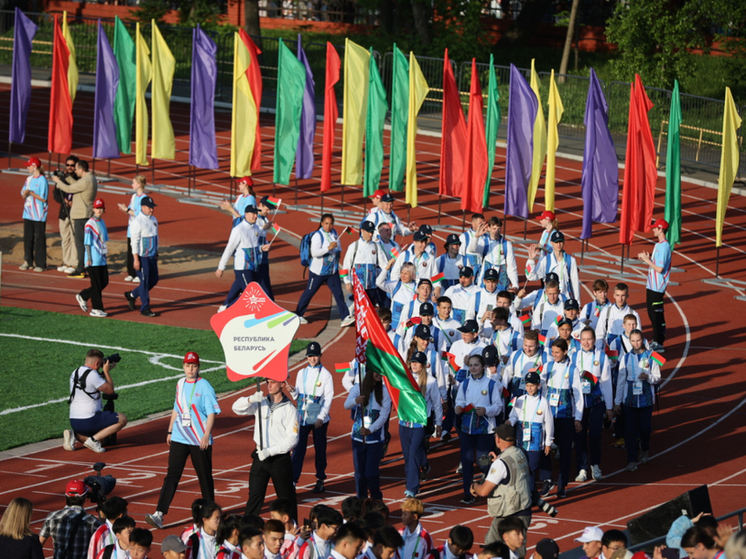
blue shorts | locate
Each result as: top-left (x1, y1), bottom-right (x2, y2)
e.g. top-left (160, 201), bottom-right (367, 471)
top-left (71, 411), bottom-right (119, 436)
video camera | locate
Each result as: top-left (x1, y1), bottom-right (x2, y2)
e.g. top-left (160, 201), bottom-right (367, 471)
top-left (83, 462), bottom-right (117, 506)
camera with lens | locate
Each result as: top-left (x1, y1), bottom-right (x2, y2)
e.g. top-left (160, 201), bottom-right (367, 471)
top-left (52, 168), bottom-right (64, 178)
top-left (84, 462), bottom-right (117, 506)
top-left (104, 353), bottom-right (121, 365)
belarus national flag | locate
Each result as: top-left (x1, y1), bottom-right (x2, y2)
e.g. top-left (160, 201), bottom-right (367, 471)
top-left (605, 347), bottom-right (619, 361)
top-left (335, 362), bottom-right (351, 374)
top-left (431, 272), bottom-right (445, 285)
top-left (582, 370), bottom-right (598, 386)
top-left (391, 246), bottom-right (401, 258)
top-left (519, 313), bottom-right (531, 326)
top-left (339, 269), bottom-right (349, 279)
top-left (651, 352), bottom-right (666, 367)
top-left (266, 196), bottom-right (282, 208)
top-left (538, 334), bottom-right (547, 346)
top-left (442, 351), bottom-right (459, 375)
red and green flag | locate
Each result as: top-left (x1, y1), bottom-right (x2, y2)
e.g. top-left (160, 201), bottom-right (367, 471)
top-left (582, 370), bottom-right (598, 386)
top-left (390, 246), bottom-right (401, 258)
top-left (339, 269), bottom-right (349, 279)
top-left (651, 351), bottom-right (666, 367)
top-left (335, 362), bottom-right (351, 374)
top-left (265, 196), bottom-right (282, 209)
top-left (501, 386), bottom-right (511, 399)
top-left (442, 351), bottom-right (459, 375)
top-left (605, 347), bottom-right (619, 361)
top-left (353, 272), bottom-right (427, 424)
top-left (431, 272), bottom-right (445, 285)
top-left (519, 313), bottom-right (531, 326)
top-left (345, 226), bottom-right (358, 236)
top-left (538, 334), bottom-right (547, 346)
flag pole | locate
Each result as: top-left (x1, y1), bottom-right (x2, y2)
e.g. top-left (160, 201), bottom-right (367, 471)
top-left (48, 151), bottom-right (52, 170)
top-left (257, 380), bottom-right (264, 450)
top-left (108, 158), bottom-right (111, 180)
top-left (321, 191), bottom-right (325, 213)
top-left (151, 158), bottom-right (155, 185)
top-left (580, 238), bottom-right (586, 266)
top-left (341, 184), bottom-right (345, 211)
top-left (716, 246), bottom-right (720, 278)
top-left (294, 176), bottom-right (299, 206)
top-left (523, 217), bottom-right (527, 240)
top-left (188, 164), bottom-right (192, 197)
top-left (7, 141), bottom-right (11, 169)
top-left (272, 181), bottom-right (276, 197)
top-left (462, 209), bottom-right (466, 229)
top-left (92, 156), bottom-right (96, 174)
top-left (620, 243), bottom-right (625, 273)
top-left (407, 204), bottom-right (411, 224)
top-left (438, 195), bottom-right (442, 225)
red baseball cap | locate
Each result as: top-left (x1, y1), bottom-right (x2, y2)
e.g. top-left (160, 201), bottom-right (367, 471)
top-left (369, 189), bottom-right (385, 199)
top-left (239, 176), bottom-right (254, 186)
top-left (66, 479), bottom-right (88, 497)
top-left (26, 157), bottom-right (41, 168)
top-left (652, 218), bottom-right (669, 230)
top-left (184, 351), bottom-right (200, 365)
top-left (538, 210), bottom-right (555, 221)
top-left (93, 199), bottom-right (105, 209)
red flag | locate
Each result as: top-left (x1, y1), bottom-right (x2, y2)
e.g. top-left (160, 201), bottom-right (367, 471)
top-left (619, 74), bottom-right (657, 245)
top-left (238, 30), bottom-right (263, 171)
top-left (321, 42), bottom-right (341, 193)
top-left (48, 15), bottom-right (73, 154)
top-left (463, 59), bottom-right (488, 213)
top-left (439, 48), bottom-right (467, 197)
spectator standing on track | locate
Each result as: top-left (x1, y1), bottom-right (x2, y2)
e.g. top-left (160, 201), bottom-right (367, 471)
top-left (64, 348), bottom-right (128, 453)
top-left (0, 497), bottom-right (44, 559)
top-left (75, 198), bottom-right (110, 318)
top-left (87, 496), bottom-right (128, 559)
top-left (575, 527), bottom-right (604, 559)
top-left (39, 480), bottom-right (101, 558)
top-left (53, 159), bottom-right (98, 279)
top-left (146, 351), bottom-right (220, 530)
top-left (233, 378), bottom-right (299, 521)
top-left (124, 196), bottom-right (159, 318)
top-left (117, 175), bottom-right (147, 283)
top-left (53, 155), bottom-right (79, 274)
top-left (295, 213), bottom-right (355, 327)
top-left (638, 219), bottom-right (672, 352)
top-left (290, 342), bottom-right (334, 494)
top-left (219, 176), bottom-right (257, 228)
top-left (19, 156), bottom-right (49, 273)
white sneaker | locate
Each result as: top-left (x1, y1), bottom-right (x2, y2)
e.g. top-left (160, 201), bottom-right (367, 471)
top-left (90, 309), bottom-right (108, 318)
top-left (33, 266), bottom-right (44, 272)
top-left (84, 437), bottom-right (106, 453)
top-left (19, 262), bottom-right (29, 270)
top-left (64, 266), bottom-right (76, 274)
top-left (124, 275), bottom-right (134, 282)
top-left (340, 314), bottom-right (355, 327)
top-left (217, 305), bottom-right (227, 313)
top-left (75, 294), bottom-right (88, 313)
top-left (591, 464), bottom-right (603, 480)
top-left (63, 429), bottom-right (76, 451)
top-left (145, 511), bottom-right (164, 529)
top-left (575, 469), bottom-right (588, 482)
top-left (57, 266), bottom-right (67, 272)
top-left (298, 316), bottom-right (309, 324)
top-left (132, 276), bottom-right (140, 283)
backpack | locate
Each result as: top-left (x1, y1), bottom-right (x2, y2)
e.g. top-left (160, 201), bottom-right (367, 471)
top-left (299, 232), bottom-right (314, 268)
top-left (53, 511), bottom-right (97, 559)
top-left (68, 367), bottom-right (99, 404)
top-left (101, 544), bottom-right (115, 559)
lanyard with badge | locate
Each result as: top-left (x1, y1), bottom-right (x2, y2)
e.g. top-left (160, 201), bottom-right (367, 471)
top-left (304, 367), bottom-right (323, 423)
top-left (522, 395), bottom-right (541, 442)
top-left (580, 351), bottom-right (594, 394)
top-left (520, 352), bottom-right (542, 390)
top-left (549, 360), bottom-right (568, 408)
top-left (179, 379), bottom-right (198, 427)
top-left (632, 354), bottom-right (647, 396)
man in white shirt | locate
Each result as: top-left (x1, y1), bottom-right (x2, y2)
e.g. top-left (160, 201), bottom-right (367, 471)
top-left (595, 283), bottom-right (642, 350)
top-left (525, 231), bottom-right (580, 304)
top-left (444, 267), bottom-right (479, 325)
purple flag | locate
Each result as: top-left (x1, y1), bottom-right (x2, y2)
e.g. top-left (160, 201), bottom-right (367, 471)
top-left (580, 68), bottom-right (619, 239)
top-left (9, 8), bottom-right (37, 144)
top-left (189, 25), bottom-right (218, 169)
top-left (505, 64), bottom-right (538, 219)
top-left (93, 21), bottom-right (120, 159)
top-left (295, 35), bottom-right (316, 180)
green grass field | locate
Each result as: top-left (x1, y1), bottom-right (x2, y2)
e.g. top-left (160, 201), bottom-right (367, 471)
top-left (0, 306), bottom-right (307, 451)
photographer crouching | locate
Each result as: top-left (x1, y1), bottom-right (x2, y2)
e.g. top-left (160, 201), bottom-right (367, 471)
top-left (64, 349), bottom-right (128, 453)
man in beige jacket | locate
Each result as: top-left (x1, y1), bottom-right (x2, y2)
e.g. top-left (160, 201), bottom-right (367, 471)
top-left (54, 160), bottom-right (97, 278)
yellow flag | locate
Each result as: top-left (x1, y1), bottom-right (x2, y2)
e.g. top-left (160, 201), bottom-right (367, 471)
top-left (151, 21), bottom-right (175, 160)
top-left (405, 52), bottom-right (429, 208)
top-left (545, 70), bottom-right (564, 212)
top-left (230, 32), bottom-right (257, 177)
top-left (528, 59), bottom-right (547, 212)
top-left (62, 12), bottom-right (78, 104)
top-left (341, 39), bottom-right (370, 185)
top-left (716, 87), bottom-right (743, 247)
top-left (135, 23), bottom-right (152, 166)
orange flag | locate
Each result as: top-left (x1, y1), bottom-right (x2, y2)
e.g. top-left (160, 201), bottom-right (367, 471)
top-left (48, 14), bottom-right (73, 154)
top-left (619, 74), bottom-right (657, 245)
top-left (321, 42), bottom-right (340, 193)
top-left (462, 59), bottom-right (488, 213)
top-left (439, 48), bottom-right (467, 198)
top-left (238, 30), bottom-right (263, 171)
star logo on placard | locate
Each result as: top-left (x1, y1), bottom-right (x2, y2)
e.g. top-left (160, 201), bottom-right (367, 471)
top-left (241, 284), bottom-right (267, 313)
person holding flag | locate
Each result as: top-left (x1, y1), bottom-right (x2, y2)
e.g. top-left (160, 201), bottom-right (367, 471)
top-left (444, 267), bottom-right (480, 325)
top-left (572, 327), bottom-right (612, 482)
top-left (365, 192), bottom-right (416, 241)
top-left (526, 231), bottom-right (580, 304)
top-left (433, 234), bottom-right (467, 296)
top-left (467, 217), bottom-right (519, 291)
top-left (342, 221), bottom-right (381, 305)
top-left (390, 230), bottom-right (436, 283)
top-left (502, 330), bottom-right (546, 401)
top-left (637, 219), bottom-right (672, 352)
top-left (218, 176), bottom-right (257, 228)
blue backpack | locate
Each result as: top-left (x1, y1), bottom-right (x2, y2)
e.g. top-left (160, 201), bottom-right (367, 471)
top-left (299, 231), bottom-right (314, 268)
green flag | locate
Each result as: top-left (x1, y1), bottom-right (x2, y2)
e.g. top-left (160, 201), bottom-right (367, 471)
top-left (273, 38), bottom-right (306, 185)
top-left (484, 54), bottom-right (501, 207)
top-left (364, 50), bottom-right (388, 197)
top-left (664, 79), bottom-right (682, 247)
top-left (113, 16), bottom-right (136, 155)
top-left (389, 44), bottom-right (409, 192)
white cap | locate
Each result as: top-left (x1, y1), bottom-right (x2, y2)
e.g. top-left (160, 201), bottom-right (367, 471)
top-left (575, 527), bottom-right (604, 543)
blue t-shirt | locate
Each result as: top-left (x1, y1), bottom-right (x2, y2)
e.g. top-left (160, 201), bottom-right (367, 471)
top-left (171, 377), bottom-right (221, 446)
top-left (84, 217), bottom-right (109, 267)
top-left (647, 240), bottom-right (671, 293)
top-left (21, 175), bottom-right (49, 222)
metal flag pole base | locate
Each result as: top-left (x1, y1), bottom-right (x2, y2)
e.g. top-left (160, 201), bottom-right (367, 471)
top-left (716, 246), bottom-right (720, 278)
top-left (295, 176), bottom-right (299, 206)
top-left (462, 209), bottom-right (466, 229)
top-left (438, 196), bottom-right (442, 225)
top-left (341, 184), bottom-right (345, 212)
top-left (108, 159), bottom-right (111, 180)
top-left (151, 158), bottom-right (156, 185)
top-left (7, 141), bottom-right (11, 170)
top-left (523, 217), bottom-right (527, 240)
top-left (620, 243), bottom-right (625, 274)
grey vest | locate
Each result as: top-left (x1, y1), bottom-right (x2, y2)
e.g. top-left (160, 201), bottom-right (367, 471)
top-left (487, 445), bottom-right (533, 517)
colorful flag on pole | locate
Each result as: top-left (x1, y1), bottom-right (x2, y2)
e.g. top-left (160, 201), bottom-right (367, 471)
top-left (151, 20), bottom-right (175, 160)
top-left (390, 44), bottom-right (409, 192)
top-left (364, 48), bottom-right (388, 197)
top-left (353, 271), bottom-right (427, 424)
top-left (321, 42), bottom-right (340, 193)
top-left (265, 196), bottom-right (282, 208)
top-left (440, 48), bottom-right (467, 198)
top-left (340, 39), bottom-right (370, 186)
top-left (405, 52), bottom-right (429, 208)
top-left (582, 370), bottom-right (598, 386)
top-left (189, 25), bottom-right (218, 170)
top-left (9, 7), bottom-right (37, 144)
top-left (93, 21), bottom-right (120, 160)
top-left (651, 351), bottom-right (667, 367)
top-left (580, 68), bottom-right (618, 240)
top-left (538, 334), bottom-right (547, 346)
top-left (113, 16), bottom-right (135, 155)
top-left (48, 13), bottom-right (77, 155)
top-left (483, 54), bottom-right (501, 207)
top-left (528, 59), bottom-right (547, 212)
top-left (505, 64), bottom-right (538, 219)
top-left (605, 347), bottom-right (619, 360)
top-left (545, 70), bottom-right (564, 212)
top-left (463, 58), bottom-right (488, 214)
top-left (620, 74), bottom-right (657, 246)
top-left (273, 38), bottom-right (306, 186)
top-left (230, 30), bottom-right (259, 177)
top-left (339, 269), bottom-right (349, 279)
top-left (431, 272), bottom-right (445, 285)
top-left (519, 313), bottom-right (531, 326)
top-left (664, 80), bottom-right (682, 247)
top-left (295, 35), bottom-right (316, 180)
top-left (134, 22), bottom-right (151, 166)
top-left (715, 87), bottom-right (741, 248)
top-left (335, 362), bottom-right (351, 374)
top-left (442, 351), bottom-right (459, 375)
